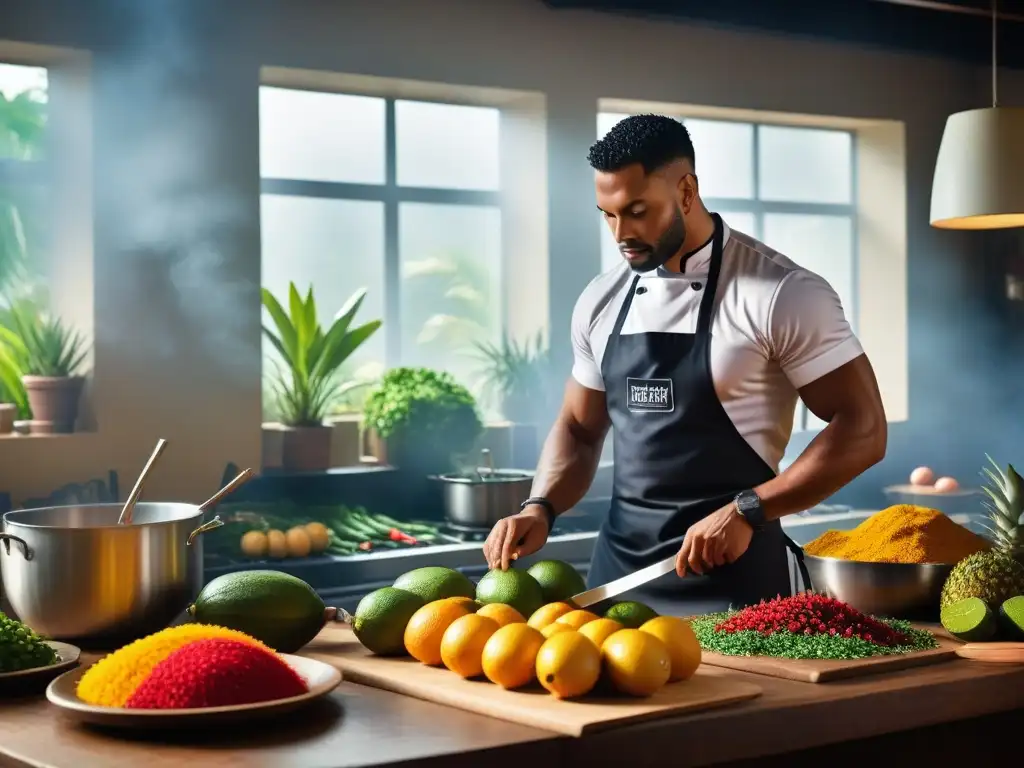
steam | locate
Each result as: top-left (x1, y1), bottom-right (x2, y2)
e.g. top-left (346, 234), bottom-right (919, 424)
top-left (96, 0), bottom-right (256, 382)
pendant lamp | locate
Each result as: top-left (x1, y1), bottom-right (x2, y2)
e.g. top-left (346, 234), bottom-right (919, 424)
top-left (930, 0), bottom-right (1024, 230)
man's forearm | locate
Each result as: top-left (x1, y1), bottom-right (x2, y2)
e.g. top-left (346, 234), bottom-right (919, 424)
top-left (528, 417), bottom-right (606, 517)
top-left (756, 410), bottom-right (887, 523)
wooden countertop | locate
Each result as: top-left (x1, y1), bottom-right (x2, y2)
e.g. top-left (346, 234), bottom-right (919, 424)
top-left (1, 646), bottom-right (1023, 768)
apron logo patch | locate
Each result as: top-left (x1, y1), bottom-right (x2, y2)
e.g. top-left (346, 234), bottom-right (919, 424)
top-left (626, 378), bottom-right (674, 413)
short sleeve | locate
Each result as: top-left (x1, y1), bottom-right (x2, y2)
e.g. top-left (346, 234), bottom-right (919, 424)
top-left (571, 290), bottom-right (606, 392)
top-left (768, 270), bottom-right (864, 390)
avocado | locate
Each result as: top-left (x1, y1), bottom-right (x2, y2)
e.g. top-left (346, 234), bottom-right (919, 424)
top-left (188, 570), bottom-right (330, 653)
top-left (527, 560), bottom-right (587, 602)
top-left (999, 595), bottom-right (1024, 640)
top-left (351, 587), bottom-right (425, 655)
top-left (393, 566), bottom-right (475, 603)
top-left (475, 568), bottom-right (545, 619)
top-left (940, 596), bottom-right (998, 642)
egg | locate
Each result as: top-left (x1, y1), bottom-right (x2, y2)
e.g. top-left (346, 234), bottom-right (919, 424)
top-left (934, 476), bottom-right (960, 493)
top-left (909, 466), bottom-right (935, 486)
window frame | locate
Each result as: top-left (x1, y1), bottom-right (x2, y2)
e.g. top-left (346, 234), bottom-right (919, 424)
top-left (259, 89), bottom-right (503, 367)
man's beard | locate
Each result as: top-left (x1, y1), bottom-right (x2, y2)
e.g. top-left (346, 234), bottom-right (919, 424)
top-left (619, 207), bottom-right (687, 273)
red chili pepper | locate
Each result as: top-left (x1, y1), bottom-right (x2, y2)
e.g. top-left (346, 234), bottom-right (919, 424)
top-left (359, 541), bottom-right (373, 551)
top-left (389, 528), bottom-right (418, 545)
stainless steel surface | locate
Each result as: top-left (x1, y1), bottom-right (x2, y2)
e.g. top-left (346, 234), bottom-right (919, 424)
top-left (118, 438), bottom-right (168, 525)
top-left (569, 553), bottom-right (678, 608)
top-left (1, 502), bottom-right (224, 642)
top-left (802, 553), bottom-right (954, 618)
top-left (437, 469), bottom-right (534, 528)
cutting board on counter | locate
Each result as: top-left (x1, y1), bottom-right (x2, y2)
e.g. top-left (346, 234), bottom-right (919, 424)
top-left (304, 626), bottom-right (762, 737)
top-left (698, 626), bottom-right (960, 683)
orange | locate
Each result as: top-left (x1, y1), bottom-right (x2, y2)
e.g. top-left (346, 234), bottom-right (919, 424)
top-left (536, 630), bottom-right (601, 699)
top-left (476, 602), bottom-right (525, 627)
top-left (404, 600), bottom-right (472, 665)
top-left (440, 614), bottom-right (500, 678)
top-left (481, 623), bottom-right (545, 689)
top-left (527, 602), bottom-right (574, 629)
top-left (555, 609), bottom-right (599, 630)
top-left (437, 596), bottom-right (479, 612)
top-left (578, 617), bottom-right (623, 649)
top-left (541, 622), bottom-right (573, 638)
top-left (639, 616), bottom-right (702, 682)
top-left (601, 628), bottom-right (671, 697)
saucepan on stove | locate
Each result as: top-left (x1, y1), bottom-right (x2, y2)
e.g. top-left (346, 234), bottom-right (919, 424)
top-left (0, 440), bottom-right (253, 645)
top-left (436, 449), bottom-right (534, 529)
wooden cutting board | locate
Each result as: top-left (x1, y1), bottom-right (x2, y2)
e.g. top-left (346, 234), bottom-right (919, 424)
top-left (698, 626), bottom-right (960, 683)
top-left (303, 626), bottom-right (762, 737)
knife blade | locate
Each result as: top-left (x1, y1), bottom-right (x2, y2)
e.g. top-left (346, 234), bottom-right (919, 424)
top-left (569, 554), bottom-right (677, 608)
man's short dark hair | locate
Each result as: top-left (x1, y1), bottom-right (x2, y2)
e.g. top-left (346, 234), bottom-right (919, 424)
top-left (587, 114), bottom-right (695, 175)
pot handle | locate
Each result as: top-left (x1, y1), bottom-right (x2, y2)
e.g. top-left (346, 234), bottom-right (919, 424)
top-left (0, 533), bottom-right (33, 561)
top-left (186, 515), bottom-right (224, 546)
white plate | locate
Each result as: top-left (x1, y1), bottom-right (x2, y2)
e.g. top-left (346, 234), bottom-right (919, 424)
top-left (46, 653), bottom-right (343, 728)
top-left (0, 641), bottom-right (81, 682)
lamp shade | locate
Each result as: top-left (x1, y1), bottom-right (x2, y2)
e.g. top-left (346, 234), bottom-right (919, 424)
top-left (930, 106), bottom-right (1024, 230)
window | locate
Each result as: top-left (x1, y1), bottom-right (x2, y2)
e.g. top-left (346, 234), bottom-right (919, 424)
top-left (597, 113), bottom-right (857, 432)
top-left (259, 87), bottom-right (504, 417)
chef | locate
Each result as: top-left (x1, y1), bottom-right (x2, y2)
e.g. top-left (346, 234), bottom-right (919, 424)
top-left (482, 114), bottom-right (888, 615)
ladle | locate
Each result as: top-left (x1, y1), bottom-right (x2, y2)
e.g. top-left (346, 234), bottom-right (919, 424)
top-left (117, 438), bottom-right (168, 525)
top-left (186, 468), bottom-right (255, 545)
top-left (482, 448), bottom-right (495, 479)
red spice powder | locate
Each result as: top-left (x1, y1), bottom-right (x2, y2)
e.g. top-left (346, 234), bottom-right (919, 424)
top-left (714, 592), bottom-right (910, 647)
top-left (124, 638), bottom-right (309, 709)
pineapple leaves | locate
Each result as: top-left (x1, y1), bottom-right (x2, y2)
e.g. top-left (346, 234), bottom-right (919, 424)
top-left (980, 454), bottom-right (1023, 553)
top-left (261, 282), bottom-right (381, 427)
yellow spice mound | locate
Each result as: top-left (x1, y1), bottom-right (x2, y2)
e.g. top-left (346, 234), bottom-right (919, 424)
top-left (76, 623), bottom-right (270, 707)
top-left (803, 504), bottom-right (990, 564)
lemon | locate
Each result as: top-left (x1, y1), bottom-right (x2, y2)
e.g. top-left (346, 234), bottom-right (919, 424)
top-left (481, 623), bottom-right (545, 689)
top-left (640, 616), bottom-right (702, 682)
top-left (440, 614), bottom-right (500, 678)
top-left (527, 602), bottom-right (574, 629)
top-left (536, 630), bottom-right (601, 699)
top-left (601, 628), bottom-right (672, 697)
top-left (541, 622), bottom-right (573, 638)
top-left (578, 617), bottom-right (623, 649)
top-left (555, 609), bottom-right (599, 630)
top-left (476, 602), bottom-right (525, 627)
top-left (404, 600), bottom-right (472, 666)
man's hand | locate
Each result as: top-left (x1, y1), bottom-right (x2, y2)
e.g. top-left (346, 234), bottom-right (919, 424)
top-left (675, 503), bottom-right (753, 577)
top-left (483, 506), bottom-right (550, 571)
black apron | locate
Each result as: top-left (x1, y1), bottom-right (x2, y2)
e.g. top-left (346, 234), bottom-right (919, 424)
top-left (587, 214), bottom-right (810, 617)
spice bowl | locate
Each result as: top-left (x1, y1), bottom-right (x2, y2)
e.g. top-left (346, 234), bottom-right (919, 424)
top-left (801, 554), bottom-right (953, 620)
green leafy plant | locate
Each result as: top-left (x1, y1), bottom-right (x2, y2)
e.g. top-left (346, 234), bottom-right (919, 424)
top-left (0, 300), bottom-right (87, 378)
top-left (261, 282), bottom-right (381, 427)
top-left (362, 367), bottom-right (483, 475)
top-left (472, 330), bottom-right (555, 423)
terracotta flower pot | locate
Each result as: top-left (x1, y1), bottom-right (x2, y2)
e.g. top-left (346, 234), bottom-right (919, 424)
top-left (22, 376), bottom-right (84, 434)
top-left (0, 403), bottom-right (14, 435)
top-left (280, 424), bottom-right (333, 472)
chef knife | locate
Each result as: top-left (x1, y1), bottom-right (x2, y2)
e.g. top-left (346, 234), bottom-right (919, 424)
top-left (568, 553), bottom-right (677, 609)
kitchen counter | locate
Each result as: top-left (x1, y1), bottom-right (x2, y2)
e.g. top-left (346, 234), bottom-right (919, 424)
top-left (2, 642), bottom-right (1022, 767)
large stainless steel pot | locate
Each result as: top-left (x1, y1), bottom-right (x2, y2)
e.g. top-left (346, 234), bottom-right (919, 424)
top-left (0, 502), bottom-right (222, 644)
top-left (437, 469), bottom-right (534, 528)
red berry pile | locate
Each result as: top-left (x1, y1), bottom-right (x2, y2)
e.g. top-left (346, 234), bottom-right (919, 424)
top-left (714, 592), bottom-right (910, 647)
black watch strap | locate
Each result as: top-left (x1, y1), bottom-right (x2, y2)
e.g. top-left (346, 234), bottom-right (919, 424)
top-left (520, 497), bottom-right (557, 531)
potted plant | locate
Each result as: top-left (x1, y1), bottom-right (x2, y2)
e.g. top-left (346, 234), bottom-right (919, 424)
top-left (262, 282), bottom-right (381, 472)
top-left (0, 301), bottom-right (87, 434)
top-left (362, 367), bottom-right (483, 478)
top-left (472, 331), bottom-right (556, 467)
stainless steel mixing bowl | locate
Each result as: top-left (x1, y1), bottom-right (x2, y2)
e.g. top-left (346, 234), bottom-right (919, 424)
top-left (0, 502), bottom-right (222, 644)
top-left (802, 553), bottom-right (953, 619)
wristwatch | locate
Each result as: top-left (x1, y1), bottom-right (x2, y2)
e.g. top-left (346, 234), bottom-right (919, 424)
top-left (520, 497), bottom-right (557, 532)
top-left (734, 490), bottom-right (766, 530)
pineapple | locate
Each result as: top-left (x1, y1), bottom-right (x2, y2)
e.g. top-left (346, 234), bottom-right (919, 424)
top-left (939, 455), bottom-right (1024, 610)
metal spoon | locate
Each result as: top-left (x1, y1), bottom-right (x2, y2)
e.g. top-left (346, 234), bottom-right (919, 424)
top-left (117, 438), bottom-right (168, 525)
top-left (481, 448), bottom-right (494, 480)
top-left (186, 468), bottom-right (255, 545)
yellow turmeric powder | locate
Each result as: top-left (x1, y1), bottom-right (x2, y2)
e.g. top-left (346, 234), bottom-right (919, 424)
top-left (802, 504), bottom-right (990, 564)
